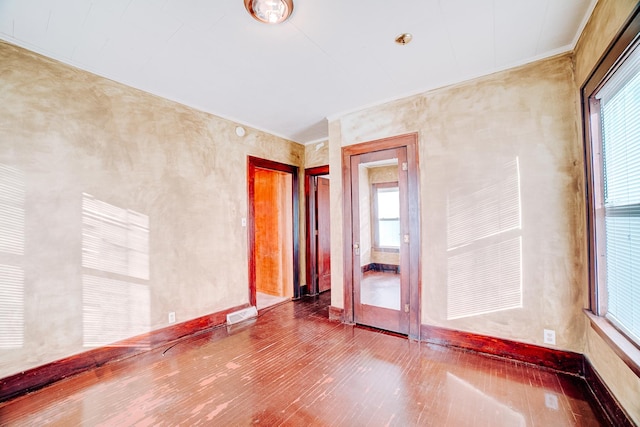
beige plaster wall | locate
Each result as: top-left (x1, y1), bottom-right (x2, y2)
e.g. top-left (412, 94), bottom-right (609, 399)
top-left (573, 0), bottom-right (639, 86)
top-left (573, 0), bottom-right (640, 423)
top-left (305, 140), bottom-right (329, 169)
top-left (358, 166), bottom-right (372, 267)
top-left (330, 53), bottom-right (587, 352)
top-left (0, 42), bottom-right (305, 378)
top-left (368, 165), bottom-right (398, 184)
top-left (328, 120), bottom-right (344, 309)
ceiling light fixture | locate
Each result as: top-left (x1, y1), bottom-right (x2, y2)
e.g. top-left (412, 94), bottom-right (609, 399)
top-left (244, 0), bottom-right (293, 24)
top-left (395, 33), bottom-right (413, 45)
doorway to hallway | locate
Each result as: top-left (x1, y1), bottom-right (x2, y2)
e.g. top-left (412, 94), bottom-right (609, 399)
top-left (305, 165), bottom-right (331, 295)
top-left (247, 157), bottom-right (300, 310)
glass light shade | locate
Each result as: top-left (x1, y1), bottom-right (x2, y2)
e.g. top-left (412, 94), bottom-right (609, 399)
top-left (245, 0), bottom-right (293, 24)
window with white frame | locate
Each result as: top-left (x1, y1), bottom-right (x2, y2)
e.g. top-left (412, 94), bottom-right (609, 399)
top-left (372, 182), bottom-right (400, 249)
top-left (587, 33), bottom-right (640, 347)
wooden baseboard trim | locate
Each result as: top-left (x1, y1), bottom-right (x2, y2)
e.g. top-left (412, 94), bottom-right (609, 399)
top-left (329, 306), bottom-right (343, 322)
top-left (0, 303), bottom-right (250, 403)
top-left (361, 263), bottom-right (400, 274)
top-left (299, 284), bottom-right (311, 296)
top-left (420, 324), bottom-right (585, 376)
top-left (584, 357), bottom-right (635, 427)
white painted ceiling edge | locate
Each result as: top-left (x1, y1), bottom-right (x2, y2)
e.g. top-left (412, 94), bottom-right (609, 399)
top-left (0, 0), bottom-right (598, 145)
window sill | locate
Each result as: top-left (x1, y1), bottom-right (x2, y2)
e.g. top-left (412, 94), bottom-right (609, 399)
top-left (585, 309), bottom-right (640, 378)
top-left (373, 247), bottom-right (400, 253)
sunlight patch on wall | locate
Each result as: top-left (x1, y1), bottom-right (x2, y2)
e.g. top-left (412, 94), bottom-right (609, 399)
top-left (0, 264), bottom-right (24, 348)
top-left (447, 237), bottom-right (522, 320)
top-left (0, 164), bottom-right (25, 349)
top-left (447, 159), bottom-right (521, 250)
top-left (81, 194), bottom-right (150, 347)
top-left (82, 193), bottom-right (149, 280)
top-left (446, 158), bottom-right (522, 320)
top-left (82, 275), bottom-right (150, 347)
top-left (0, 165), bottom-right (25, 256)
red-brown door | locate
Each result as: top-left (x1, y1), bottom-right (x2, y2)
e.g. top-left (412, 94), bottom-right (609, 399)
top-left (316, 177), bottom-right (331, 292)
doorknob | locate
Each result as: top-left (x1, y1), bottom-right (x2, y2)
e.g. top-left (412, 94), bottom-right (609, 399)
top-left (354, 243), bottom-right (360, 255)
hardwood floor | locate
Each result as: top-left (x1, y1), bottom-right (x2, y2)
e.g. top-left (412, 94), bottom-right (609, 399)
top-left (256, 291), bottom-right (289, 310)
top-left (0, 292), bottom-right (608, 426)
top-left (360, 271), bottom-right (400, 310)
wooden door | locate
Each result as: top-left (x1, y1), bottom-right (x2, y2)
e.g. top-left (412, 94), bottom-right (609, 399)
top-left (351, 147), bottom-right (410, 335)
top-left (316, 177), bottom-right (331, 292)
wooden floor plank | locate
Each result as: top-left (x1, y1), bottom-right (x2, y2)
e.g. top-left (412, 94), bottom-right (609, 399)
top-left (0, 292), bottom-right (608, 426)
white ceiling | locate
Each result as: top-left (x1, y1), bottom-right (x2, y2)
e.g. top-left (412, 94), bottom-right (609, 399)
top-left (0, 0), bottom-right (596, 144)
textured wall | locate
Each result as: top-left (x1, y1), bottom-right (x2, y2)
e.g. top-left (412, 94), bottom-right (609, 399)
top-left (573, 0), bottom-right (639, 86)
top-left (0, 42), bottom-right (304, 378)
top-left (358, 166), bottom-right (371, 267)
top-left (305, 140), bottom-right (329, 169)
top-left (328, 120), bottom-right (344, 309)
top-left (331, 52), bottom-right (587, 352)
top-left (573, 0), bottom-right (640, 423)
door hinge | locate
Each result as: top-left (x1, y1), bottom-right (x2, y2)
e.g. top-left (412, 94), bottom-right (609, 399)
top-left (402, 162), bottom-right (408, 171)
top-left (315, 229), bottom-right (319, 236)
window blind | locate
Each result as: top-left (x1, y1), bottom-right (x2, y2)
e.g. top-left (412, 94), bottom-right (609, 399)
top-left (596, 42), bottom-right (640, 344)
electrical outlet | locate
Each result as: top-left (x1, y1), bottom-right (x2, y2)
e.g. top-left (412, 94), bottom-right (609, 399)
top-left (241, 218), bottom-right (246, 227)
top-left (543, 329), bottom-right (556, 345)
top-left (168, 312), bottom-right (176, 324)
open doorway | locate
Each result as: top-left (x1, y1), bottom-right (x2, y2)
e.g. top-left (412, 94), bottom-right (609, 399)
top-left (248, 157), bottom-right (300, 310)
top-left (305, 166), bottom-right (331, 295)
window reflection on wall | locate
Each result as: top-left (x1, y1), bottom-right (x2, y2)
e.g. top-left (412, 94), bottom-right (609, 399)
top-left (82, 193), bottom-right (150, 347)
top-left (446, 158), bottom-right (522, 320)
top-left (0, 164), bottom-right (25, 349)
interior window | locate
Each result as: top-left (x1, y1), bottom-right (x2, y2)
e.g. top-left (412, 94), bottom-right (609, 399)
top-left (588, 38), bottom-right (640, 346)
top-left (373, 182), bottom-right (400, 249)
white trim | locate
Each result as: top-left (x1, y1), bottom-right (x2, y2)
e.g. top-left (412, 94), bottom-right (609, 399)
top-left (570, 0), bottom-right (599, 49)
top-left (302, 137), bottom-right (329, 146)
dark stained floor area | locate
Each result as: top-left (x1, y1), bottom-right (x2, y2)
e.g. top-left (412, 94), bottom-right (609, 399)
top-left (0, 292), bottom-right (608, 426)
